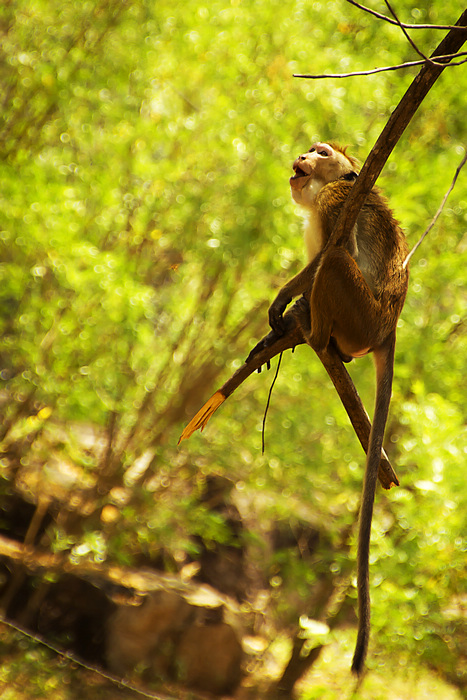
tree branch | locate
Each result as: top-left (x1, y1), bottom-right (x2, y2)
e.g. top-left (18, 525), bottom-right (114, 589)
top-left (179, 306), bottom-right (399, 490)
top-left (384, 0), bottom-right (433, 64)
top-left (294, 53), bottom-right (467, 79)
top-left (403, 150), bottom-right (467, 268)
top-left (327, 9), bottom-right (467, 250)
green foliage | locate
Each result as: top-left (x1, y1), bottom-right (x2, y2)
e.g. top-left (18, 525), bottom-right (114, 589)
top-left (0, 623), bottom-right (139, 699)
top-left (0, 0), bottom-right (466, 694)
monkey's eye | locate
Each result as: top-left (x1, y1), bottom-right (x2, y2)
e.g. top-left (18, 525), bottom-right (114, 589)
top-left (309, 147), bottom-right (315, 153)
top-left (319, 150), bottom-right (329, 156)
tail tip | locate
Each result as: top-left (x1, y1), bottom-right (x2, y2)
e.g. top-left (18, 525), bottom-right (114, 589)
top-left (351, 656), bottom-right (364, 676)
top-left (351, 631), bottom-right (368, 676)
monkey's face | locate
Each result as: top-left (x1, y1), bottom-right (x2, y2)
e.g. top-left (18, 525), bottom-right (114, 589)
top-left (290, 142), bottom-right (356, 206)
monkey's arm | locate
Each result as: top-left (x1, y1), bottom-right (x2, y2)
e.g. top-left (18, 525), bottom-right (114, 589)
top-left (178, 305), bottom-right (398, 490)
top-left (268, 256), bottom-right (321, 335)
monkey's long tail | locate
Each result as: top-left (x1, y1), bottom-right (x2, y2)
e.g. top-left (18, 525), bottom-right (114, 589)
top-left (351, 333), bottom-right (396, 674)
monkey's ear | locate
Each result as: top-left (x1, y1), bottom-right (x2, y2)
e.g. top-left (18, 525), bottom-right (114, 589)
top-left (342, 171), bottom-right (358, 181)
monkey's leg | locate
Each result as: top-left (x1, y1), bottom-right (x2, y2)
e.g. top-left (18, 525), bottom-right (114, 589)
top-left (179, 303), bottom-right (398, 487)
top-left (293, 250), bottom-right (398, 488)
top-left (309, 248), bottom-right (381, 356)
top-left (290, 295), bottom-right (312, 335)
top-left (292, 297), bottom-right (353, 362)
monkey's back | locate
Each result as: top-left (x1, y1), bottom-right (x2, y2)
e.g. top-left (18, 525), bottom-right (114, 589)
top-left (316, 180), bottom-right (409, 314)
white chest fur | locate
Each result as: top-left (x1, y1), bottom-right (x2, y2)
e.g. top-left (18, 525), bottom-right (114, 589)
top-left (303, 208), bottom-right (323, 261)
top-left (291, 179), bottom-right (325, 262)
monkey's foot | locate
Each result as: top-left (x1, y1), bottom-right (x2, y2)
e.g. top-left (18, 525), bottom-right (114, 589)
top-left (246, 309), bottom-right (302, 366)
top-left (245, 329), bottom-right (281, 364)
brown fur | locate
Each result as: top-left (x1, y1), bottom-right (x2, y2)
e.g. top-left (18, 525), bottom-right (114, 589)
top-left (309, 180), bottom-right (408, 357)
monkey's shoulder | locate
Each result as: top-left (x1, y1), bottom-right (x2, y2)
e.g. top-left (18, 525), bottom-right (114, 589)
top-left (316, 178), bottom-right (354, 206)
top-left (317, 179), bottom-right (387, 207)
top-left (317, 180), bottom-right (402, 231)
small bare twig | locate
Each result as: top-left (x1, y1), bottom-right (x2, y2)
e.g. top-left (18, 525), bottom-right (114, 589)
top-left (262, 352), bottom-right (283, 454)
top-left (322, 10), bottom-right (467, 250)
top-left (384, 0), bottom-right (433, 64)
top-left (345, 0), bottom-right (467, 31)
top-left (403, 150), bottom-right (467, 269)
top-left (299, 3), bottom-right (467, 81)
top-left (294, 51), bottom-right (467, 79)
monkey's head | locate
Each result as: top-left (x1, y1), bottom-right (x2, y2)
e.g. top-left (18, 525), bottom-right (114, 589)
top-left (290, 142), bottom-right (359, 207)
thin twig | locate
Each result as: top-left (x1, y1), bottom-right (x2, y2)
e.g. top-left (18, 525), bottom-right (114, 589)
top-left (262, 352), bottom-right (283, 454)
top-left (384, 0), bottom-right (433, 63)
top-left (321, 10), bottom-right (467, 252)
top-left (345, 0), bottom-right (466, 31)
top-left (294, 52), bottom-right (467, 79)
top-left (403, 151), bottom-right (467, 269)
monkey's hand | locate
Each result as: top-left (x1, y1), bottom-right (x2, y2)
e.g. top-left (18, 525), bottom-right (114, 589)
top-left (268, 292), bottom-right (292, 336)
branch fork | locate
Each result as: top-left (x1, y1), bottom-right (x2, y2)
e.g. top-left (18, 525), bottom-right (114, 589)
top-left (179, 304), bottom-right (399, 490)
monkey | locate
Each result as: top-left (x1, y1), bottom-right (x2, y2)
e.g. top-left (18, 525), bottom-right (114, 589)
top-left (267, 142), bottom-right (409, 674)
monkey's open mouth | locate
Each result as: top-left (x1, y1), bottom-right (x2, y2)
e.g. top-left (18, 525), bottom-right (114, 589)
top-left (292, 165), bottom-right (307, 178)
top-left (290, 164), bottom-right (310, 189)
